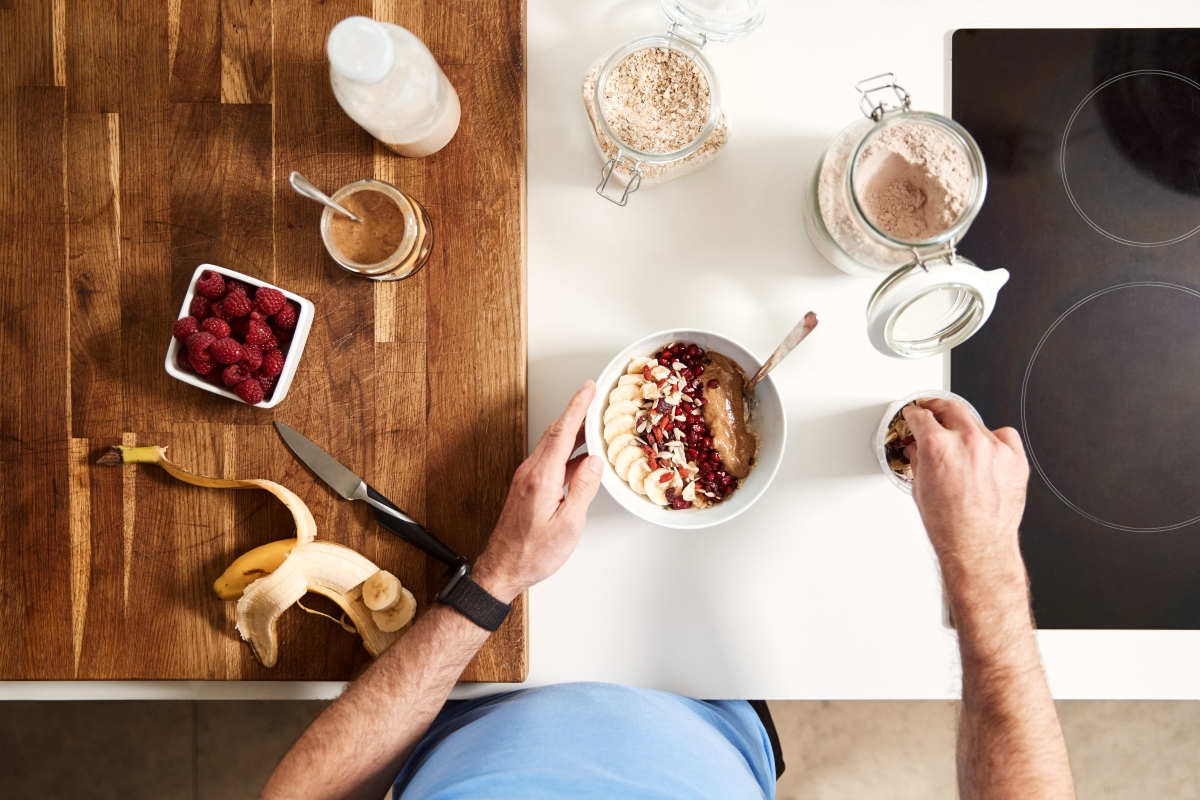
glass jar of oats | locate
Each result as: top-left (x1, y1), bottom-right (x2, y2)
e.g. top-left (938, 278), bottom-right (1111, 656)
top-left (583, 0), bottom-right (766, 206)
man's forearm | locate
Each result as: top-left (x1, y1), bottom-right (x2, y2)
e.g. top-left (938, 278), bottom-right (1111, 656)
top-left (947, 561), bottom-right (1075, 800)
top-left (260, 603), bottom-right (493, 800)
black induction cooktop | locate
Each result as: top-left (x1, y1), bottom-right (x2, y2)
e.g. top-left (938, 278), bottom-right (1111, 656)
top-left (952, 29), bottom-right (1200, 629)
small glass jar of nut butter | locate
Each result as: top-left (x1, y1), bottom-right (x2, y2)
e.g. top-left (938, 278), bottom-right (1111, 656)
top-left (320, 179), bottom-right (433, 280)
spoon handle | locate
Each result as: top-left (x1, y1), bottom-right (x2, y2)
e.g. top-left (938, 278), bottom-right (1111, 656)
top-left (288, 171), bottom-right (363, 222)
top-left (748, 312), bottom-right (818, 392)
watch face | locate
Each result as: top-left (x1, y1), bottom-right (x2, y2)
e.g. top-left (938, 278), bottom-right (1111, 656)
top-left (436, 563), bottom-right (471, 601)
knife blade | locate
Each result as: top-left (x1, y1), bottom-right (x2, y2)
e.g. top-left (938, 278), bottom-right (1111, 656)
top-left (273, 421), bottom-right (461, 567)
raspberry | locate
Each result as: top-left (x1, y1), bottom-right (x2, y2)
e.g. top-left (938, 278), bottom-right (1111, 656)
top-left (221, 364), bottom-right (250, 388)
top-left (200, 317), bottom-right (231, 338)
top-left (260, 331), bottom-right (278, 350)
top-left (210, 337), bottom-right (244, 364)
top-left (211, 300), bottom-right (232, 321)
top-left (271, 323), bottom-right (293, 345)
top-left (256, 374), bottom-right (276, 396)
top-left (260, 348), bottom-right (285, 378)
top-left (195, 270), bottom-right (226, 299)
top-left (271, 302), bottom-right (298, 331)
top-left (172, 316), bottom-right (200, 341)
top-left (185, 331), bottom-right (215, 355)
top-left (189, 351), bottom-right (215, 375)
top-left (244, 317), bottom-right (272, 345)
top-left (204, 367), bottom-right (226, 387)
top-left (175, 347), bottom-right (194, 372)
top-left (225, 279), bottom-right (252, 299)
top-left (239, 343), bottom-right (263, 372)
top-left (235, 378), bottom-right (265, 404)
top-left (254, 287), bottom-right (286, 316)
top-left (221, 290), bottom-right (253, 318)
top-left (190, 295), bottom-right (212, 319)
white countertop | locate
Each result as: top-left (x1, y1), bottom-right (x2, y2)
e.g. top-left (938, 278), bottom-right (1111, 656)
top-left (8, 0), bottom-right (1200, 702)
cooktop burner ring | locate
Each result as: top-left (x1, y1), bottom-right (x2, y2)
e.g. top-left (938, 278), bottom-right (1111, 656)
top-left (1061, 69), bottom-right (1200, 248)
top-left (1021, 281), bottom-right (1200, 533)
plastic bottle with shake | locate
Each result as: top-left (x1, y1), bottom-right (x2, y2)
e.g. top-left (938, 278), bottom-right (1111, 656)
top-left (327, 16), bottom-right (460, 157)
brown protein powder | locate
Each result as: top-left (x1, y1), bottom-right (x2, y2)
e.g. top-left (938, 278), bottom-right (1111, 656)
top-left (330, 190), bottom-right (407, 265)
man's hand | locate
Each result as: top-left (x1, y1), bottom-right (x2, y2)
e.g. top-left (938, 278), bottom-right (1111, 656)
top-left (902, 398), bottom-right (1030, 600)
top-left (473, 381), bottom-right (603, 603)
top-left (902, 398), bottom-right (1075, 800)
top-left (260, 384), bottom-right (605, 800)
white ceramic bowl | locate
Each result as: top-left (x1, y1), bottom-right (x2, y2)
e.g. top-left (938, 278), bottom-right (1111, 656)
top-left (164, 264), bottom-right (314, 408)
top-left (586, 329), bottom-right (787, 530)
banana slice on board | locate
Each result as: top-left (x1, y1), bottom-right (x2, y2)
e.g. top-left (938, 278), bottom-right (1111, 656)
top-left (643, 468), bottom-right (683, 506)
top-left (371, 586), bottom-right (417, 632)
top-left (617, 374), bottom-right (644, 387)
top-left (606, 432), bottom-right (637, 463)
top-left (613, 445), bottom-right (645, 481)
top-left (603, 414), bottom-right (636, 443)
top-left (362, 569), bottom-right (402, 611)
top-left (608, 385), bottom-right (641, 404)
top-left (626, 459), bottom-right (652, 495)
top-left (604, 400), bottom-right (641, 424)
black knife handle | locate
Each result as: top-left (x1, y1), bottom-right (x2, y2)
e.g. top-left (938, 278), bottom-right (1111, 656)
top-left (366, 485), bottom-right (461, 568)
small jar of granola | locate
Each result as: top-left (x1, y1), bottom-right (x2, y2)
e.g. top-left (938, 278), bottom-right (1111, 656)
top-left (873, 390), bottom-right (984, 493)
top-left (583, 0), bottom-right (766, 205)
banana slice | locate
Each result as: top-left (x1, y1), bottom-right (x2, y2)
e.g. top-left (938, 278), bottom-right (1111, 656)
top-left (362, 569), bottom-right (402, 611)
top-left (643, 468), bottom-right (678, 506)
top-left (371, 586), bottom-right (417, 632)
top-left (603, 414), bottom-right (636, 443)
top-left (626, 459), bottom-right (652, 495)
top-left (608, 385), bottom-right (641, 404)
top-left (613, 446), bottom-right (645, 481)
top-left (627, 357), bottom-right (653, 374)
top-left (617, 374), bottom-right (643, 387)
top-left (604, 400), bottom-right (641, 424)
top-left (607, 432), bottom-right (637, 463)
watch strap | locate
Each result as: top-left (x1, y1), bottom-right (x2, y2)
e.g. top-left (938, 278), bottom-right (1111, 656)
top-left (437, 567), bottom-right (511, 632)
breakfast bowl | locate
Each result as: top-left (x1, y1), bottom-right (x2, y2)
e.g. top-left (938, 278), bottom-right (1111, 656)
top-left (164, 264), bottom-right (314, 408)
top-left (585, 329), bottom-right (787, 530)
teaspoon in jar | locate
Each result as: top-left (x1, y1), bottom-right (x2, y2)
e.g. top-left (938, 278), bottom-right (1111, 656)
top-left (289, 171), bottom-right (362, 222)
top-left (747, 312), bottom-right (819, 392)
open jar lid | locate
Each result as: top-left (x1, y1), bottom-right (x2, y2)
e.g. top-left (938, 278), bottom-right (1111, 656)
top-left (657, 0), bottom-right (766, 44)
top-left (865, 255), bottom-right (1010, 359)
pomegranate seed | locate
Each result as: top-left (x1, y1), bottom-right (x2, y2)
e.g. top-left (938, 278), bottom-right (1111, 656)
top-left (659, 355), bottom-right (671, 365)
top-left (707, 379), bottom-right (720, 389)
top-left (701, 436), bottom-right (712, 449)
top-left (682, 368), bottom-right (694, 381)
top-left (687, 448), bottom-right (698, 459)
top-left (687, 344), bottom-right (698, 355)
top-left (695, 365), bottom-right (705, 376)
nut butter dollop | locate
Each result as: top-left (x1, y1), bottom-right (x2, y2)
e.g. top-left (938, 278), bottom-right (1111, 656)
top-left (699, 351), bottom-right (758, 479)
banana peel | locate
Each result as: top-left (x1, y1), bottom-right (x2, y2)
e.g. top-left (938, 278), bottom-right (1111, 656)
top-left (98, 445), bottom-right (412, 667)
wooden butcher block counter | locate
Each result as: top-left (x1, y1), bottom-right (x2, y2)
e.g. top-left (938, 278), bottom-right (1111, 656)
top-left (0, 0), bottom-right (527, 681)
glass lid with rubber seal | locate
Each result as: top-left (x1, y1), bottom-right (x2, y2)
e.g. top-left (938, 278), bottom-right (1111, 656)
top-left (865, 254), bottom-right (1011, 359)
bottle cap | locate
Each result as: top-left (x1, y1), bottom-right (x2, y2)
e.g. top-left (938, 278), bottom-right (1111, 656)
top-left (327, 16), bottom-right (395, 84)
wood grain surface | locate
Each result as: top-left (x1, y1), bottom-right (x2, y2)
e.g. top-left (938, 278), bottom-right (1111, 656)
top-left (0, 0), bottom-right (527, 681)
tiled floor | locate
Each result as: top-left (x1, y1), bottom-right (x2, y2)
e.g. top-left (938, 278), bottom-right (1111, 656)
top-left (2, 699), bottom-right (1198, 798)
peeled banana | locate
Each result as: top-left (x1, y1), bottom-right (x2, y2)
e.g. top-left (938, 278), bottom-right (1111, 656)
top-left (98, 444), bottom-right (416, 668)
top-left (214, 538), bottom-right (299, 600)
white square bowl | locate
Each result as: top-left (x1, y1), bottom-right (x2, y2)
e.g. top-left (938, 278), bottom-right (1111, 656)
top-left (163, 264), bottom-right (314, 409)
top-left (585, 329), bottom-right (787, 530)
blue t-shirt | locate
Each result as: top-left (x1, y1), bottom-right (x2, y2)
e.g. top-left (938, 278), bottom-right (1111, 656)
top-left (393, 683), bottom-right (775, 799)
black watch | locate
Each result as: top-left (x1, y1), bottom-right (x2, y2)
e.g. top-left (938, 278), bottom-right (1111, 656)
top-left (436, 560), bottom-right (512, 632)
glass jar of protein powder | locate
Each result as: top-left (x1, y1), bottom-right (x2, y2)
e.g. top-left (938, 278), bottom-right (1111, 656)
top-left (802, 74), bottom-right (1009, 359)
top-left (583, 0), bottom-right (766, 206)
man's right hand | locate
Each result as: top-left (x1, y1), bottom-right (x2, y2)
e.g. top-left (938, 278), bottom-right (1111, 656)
top-left (901, 399), bottom-right (1030, 600)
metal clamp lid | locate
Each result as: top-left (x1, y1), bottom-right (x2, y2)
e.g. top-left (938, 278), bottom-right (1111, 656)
top-left (597, 156), bottom-right (644, 206)
top-left (856, 73), bottom-right (912, 121)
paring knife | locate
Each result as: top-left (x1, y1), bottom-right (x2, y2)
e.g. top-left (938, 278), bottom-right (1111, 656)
top-left (273, 421), bottom-right (461, 568)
